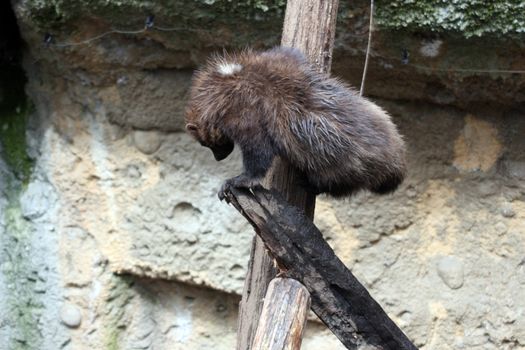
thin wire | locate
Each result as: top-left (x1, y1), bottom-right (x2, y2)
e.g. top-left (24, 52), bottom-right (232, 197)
top-left (45, 19), bottom-right (525, 75)
top-left (360, 0), bottom-right (374, 96)
top-left (49, 24), bottom-right (217, 48)
top-left (406, 63), bottom-right (525, 74)
top-left (53, 28), bottom-right (147, 47)
top-left (375, 52), bottom-right (525, 74)
top-left (154, 25), bottom-right (206, 33)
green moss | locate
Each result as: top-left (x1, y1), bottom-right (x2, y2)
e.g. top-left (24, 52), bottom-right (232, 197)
top-left (22, 0), bottom-right (287, 52)
top-left (0, 33), bottom-right (40, 346)
top-left (103, 275), bottom-right (135, 350)
top-left (0, 103), bottom-right (34, 185)
top-left (0, 64), bottom-right (33, 185)
top-left (25, 0), bottom-right (287, 29)
top-left (23, 0), bottom-right (525, 39)
top-left (375, 0), bottom-right (525, 37)
top-left (1, 91), bottom-right (40, 349)
top-left (2, 157), bottom-right (41, 349)
top-left (2, 188), bottom-right (43, 350)
top-left (107, 330), bottom-right (120, 350)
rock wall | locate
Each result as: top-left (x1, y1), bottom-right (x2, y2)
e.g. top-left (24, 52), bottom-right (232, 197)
top-left (1, 1), bottom-right (524, 349)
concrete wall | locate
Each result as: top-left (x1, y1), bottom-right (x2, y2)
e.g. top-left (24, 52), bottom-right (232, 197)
top-left (1, 1), bottom-right (524, 349)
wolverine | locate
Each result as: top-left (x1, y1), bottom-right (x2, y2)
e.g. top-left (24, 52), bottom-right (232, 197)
top-left (185, 47), bottom-right (406, 199)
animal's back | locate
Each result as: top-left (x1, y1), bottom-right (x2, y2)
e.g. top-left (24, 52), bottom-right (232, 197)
top-left (241, 48), bottom-right (406, 196)
top-left (186, 47), bottom-right (406, 197)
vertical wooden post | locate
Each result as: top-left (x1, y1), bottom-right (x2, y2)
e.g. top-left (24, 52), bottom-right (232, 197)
top-left (236, 1), bottom-right (340, 349)
top-left (251, 279), bottom-right (311, 350)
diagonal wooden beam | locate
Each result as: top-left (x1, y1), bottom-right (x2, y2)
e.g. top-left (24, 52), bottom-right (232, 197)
top-left (228, 187), bottom-right (418, 350)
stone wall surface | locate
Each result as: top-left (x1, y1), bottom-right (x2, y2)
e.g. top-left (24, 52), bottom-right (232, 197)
top-left (1, 1), bottom-right (524, 349)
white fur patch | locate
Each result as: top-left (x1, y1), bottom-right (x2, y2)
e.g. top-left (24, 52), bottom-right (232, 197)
top-left (217, 62), bottom-right (243, 76)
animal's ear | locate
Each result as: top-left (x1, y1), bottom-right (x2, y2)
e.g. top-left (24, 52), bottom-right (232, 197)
top-left (186, 123), bottom-right (199, 137)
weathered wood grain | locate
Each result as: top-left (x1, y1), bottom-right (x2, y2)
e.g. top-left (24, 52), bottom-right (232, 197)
top-left (236, 1), bottom-right (340, 349)
top-left (251, 278), bottom-right (311, 350)
top-left (228, 187), bottom-right (418, 350)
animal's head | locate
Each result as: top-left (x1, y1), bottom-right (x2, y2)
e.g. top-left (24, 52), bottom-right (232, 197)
top-left (185, 97), bottom-right (234, 162)
top-left (185, 119), bottom-right (234, 161)
top-left (185, 53), bottom-right (248, 161)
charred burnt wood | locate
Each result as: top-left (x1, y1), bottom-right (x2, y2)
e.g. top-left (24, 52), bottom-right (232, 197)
top-left (224, 187), bottom-right (418, 350)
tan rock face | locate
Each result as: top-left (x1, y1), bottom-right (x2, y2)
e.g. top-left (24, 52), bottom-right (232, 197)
top-left (22, 71), bottom-right (523, 349)
top-left (1, 7), bottom-right (524, 350)
top-left (453, 114), bottom-right (503, 172)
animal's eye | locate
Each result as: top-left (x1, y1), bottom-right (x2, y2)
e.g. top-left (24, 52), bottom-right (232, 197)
top-left (186, 123), bottom-right (199, 132)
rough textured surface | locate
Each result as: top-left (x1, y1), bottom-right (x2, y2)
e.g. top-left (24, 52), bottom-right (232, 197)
top-left (225, 186), bottom-right (418, 349)
top-left (375, 0), bottom-right (525, 37)
top-left (12, 0), bottom-right (525, 109)
top-left (19, 0), bottom-right (525, 37)
top-left (1, 1), bottom-right (524, 349)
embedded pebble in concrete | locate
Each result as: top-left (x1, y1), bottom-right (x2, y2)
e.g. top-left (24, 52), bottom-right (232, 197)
top-left (132, 130), bottom-right (162, 155)
top-left (495, 221), bottom-right (508, 235)
top-left (500, 203), bottom-right (516, 218)
top-left (437, 256), bottom-right (464, 290)
top-left (60, 303), bottom-right (82, 328)
top-left (419, 39), bottom-right (443, 58)
top-left (20, 181), bottom-right (54, 220)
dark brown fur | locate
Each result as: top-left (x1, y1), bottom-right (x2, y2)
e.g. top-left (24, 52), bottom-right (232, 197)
top-left (185, 47), bottom-right (406, 198)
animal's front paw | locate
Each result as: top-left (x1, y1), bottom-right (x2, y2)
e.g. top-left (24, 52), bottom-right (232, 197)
top-left (218, 175), bottom-right (263, 201)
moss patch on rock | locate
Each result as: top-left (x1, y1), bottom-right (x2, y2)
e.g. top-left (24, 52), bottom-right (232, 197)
top-left (0, 102), bottom-right (34, 185)
top-left (375, 0), bottom-right (525, 37)
top-left (0, 65), bottom-right (40, 349)
top-left (23, 0), bottom-right (286, 29)
top-left (103, 275), bottom-right (135, 350)
top-left (2, 184), bottom-right (43, 350)
top-left (21, 0), bottom-right (525, 38)
top-left (0, 64), bottom-right (33, 185)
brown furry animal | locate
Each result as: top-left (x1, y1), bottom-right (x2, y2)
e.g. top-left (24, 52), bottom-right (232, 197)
top-left (185, 47), bottom-right (406, 199)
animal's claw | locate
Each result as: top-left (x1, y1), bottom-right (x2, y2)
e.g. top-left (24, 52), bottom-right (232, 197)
top-left (218, 181), bottom-right (232, 202)
top-left (217, 174), bottom-right (263, 201)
